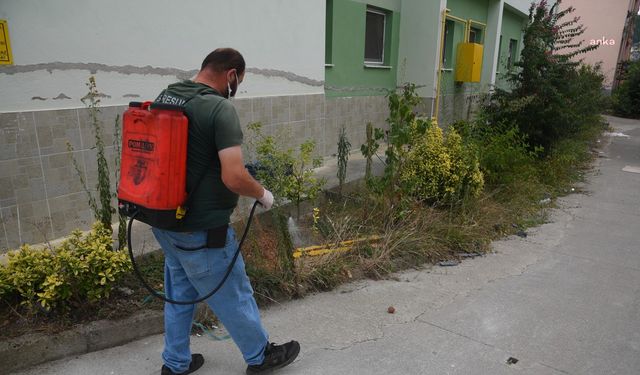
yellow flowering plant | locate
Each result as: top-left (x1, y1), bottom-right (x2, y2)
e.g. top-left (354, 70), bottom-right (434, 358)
top-left (0, 222), bottom-right (131, 312)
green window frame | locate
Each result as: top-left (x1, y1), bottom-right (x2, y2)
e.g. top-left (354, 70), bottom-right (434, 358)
top-left (469, 26), bottom-right (484, 44)
top-left (442, 20), bottom-right (455, 69)
top-left (364, 6), bottom-right (388, 65)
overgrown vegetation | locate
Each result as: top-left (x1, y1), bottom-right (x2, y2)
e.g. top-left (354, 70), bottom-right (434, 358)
top-left (361, 122), bottom-right (377, 183)
top-left (247, 122), bottom-right (326, 217)
top-left (365, 83), bottom-right (424, 199)
top-left (484, 0), bottom-right (602, 151)
top-left (336, 126), bottom-right (351, 195)
top-left (1, 77), bottom-right (136, 334)
top-left (68, 76), bottom-right (127, 249)
top-left (0, 223), bottom-right (131, 313)
top-left (399, 120), bottom-right (484, 204)
top-left (454, 122), bottom-right (541, 187)
top-left (361, 84), bottom-right (484, 205)
top-left (472, 0), bottom-right (606, 196)
top-left (1, 0), bottom-right (608, 340)
top-left (237, 0), bottom-right (606, 305)
top-left (613, 60), bottom-right (640, 119)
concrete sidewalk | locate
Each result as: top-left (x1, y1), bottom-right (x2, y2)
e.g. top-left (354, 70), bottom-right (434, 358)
top-left (13, 115), bottom-right (640, 375)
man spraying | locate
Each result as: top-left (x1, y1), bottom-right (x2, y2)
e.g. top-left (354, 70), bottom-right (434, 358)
top-left (153, 48), bottom-right (300, 375)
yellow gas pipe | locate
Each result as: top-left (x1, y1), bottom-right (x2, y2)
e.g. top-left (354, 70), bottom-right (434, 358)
top-left (434, 10), bottom-right (487, 124)
top-left (434, 9), bottom-right (467, 124)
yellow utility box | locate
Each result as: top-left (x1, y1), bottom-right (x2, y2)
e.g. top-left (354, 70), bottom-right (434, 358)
top-left (455, 43), bottom-right (483, 83)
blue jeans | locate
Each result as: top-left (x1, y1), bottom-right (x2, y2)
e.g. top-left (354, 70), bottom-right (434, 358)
top-left (152, 226), bottom-right (269, 373)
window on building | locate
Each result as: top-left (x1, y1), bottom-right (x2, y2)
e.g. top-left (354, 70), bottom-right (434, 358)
top-left (325, 0), bottom-right (333, 65)
top-left (442, 20), bottom-right (455, 69)
top-left (469, 26), bottom-right (483, 44)
top-left (365, 7), bottom-right (387, 64)
top-left (507, 38), bottom-right (518, 70)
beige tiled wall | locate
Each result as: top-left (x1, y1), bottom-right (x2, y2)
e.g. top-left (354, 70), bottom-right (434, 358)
top-left (438, 85), bottom-right (483, 125)
top-left (0, 94), bottom-right (389, 252)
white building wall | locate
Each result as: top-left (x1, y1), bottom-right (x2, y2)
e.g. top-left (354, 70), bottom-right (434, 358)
top-left (562, 0), bottom-right (635, 88)
top-left (483, 0), bottom-right (529, 87)
top-left (0, 0), bottom-right (325, 112)
top-left (483, 0), bottom-right (506, 87)
top-left (397, 0), bottom-right (446, 101)
top-left (504, 0), bottom-right (531, 15)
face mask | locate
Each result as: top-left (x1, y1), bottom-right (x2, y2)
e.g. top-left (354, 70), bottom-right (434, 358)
top-left (227, 71), bottom-right (240, 99)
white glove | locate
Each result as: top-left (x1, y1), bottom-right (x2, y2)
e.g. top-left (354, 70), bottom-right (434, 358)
top-left (258, 189), bottom-right (274, 210)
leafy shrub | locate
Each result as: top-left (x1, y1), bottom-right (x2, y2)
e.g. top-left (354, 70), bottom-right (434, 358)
top-left (0, 223), bottom-right (131, 312)
top-left (613, 60), bottom-right (640, 119)
top-left (484, 1), bottom-right (604, 150)
top-left (453, 120), bottom-right (541, 187)
top-left (479, 127), bottom-right (541, 186)
top-left (361, 84), bottom-right (483, 205)
top-left (359, 84), bottom-right (423, 196)
top-left (379, 83), bottom-right (423, 197)
top-left (399, 122), bottom-right (484, 204)
top-left (247, 123), bottom-right (326, 217)
top-left (537, 117), bottom-right (604, 190)
top-left (361, 122), bottom-right (377, 184)
top-left (571, 64), bottom-right (608, 123)
top-left (69, 76), bottom-right (127, 249)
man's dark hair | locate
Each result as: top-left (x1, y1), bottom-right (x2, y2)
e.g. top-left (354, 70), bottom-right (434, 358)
top-left (201, 48), bottom-right (246, 75)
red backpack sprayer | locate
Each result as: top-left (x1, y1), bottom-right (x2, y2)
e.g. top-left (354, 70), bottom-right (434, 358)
top-left (118, 101), bottom-right (260, 305)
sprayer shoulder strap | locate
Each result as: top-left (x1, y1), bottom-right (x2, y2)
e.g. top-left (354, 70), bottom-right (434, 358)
top-left (181, 94), bottom-right (225, 212)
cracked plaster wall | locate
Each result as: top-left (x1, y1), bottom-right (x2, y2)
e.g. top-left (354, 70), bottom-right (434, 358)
top-left (0, 94), bottom-right (390, 252)
top-left (0, 0), bottom-right (325, 112)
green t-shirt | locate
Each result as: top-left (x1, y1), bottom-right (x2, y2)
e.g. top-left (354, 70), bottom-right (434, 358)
top-left (155, 81), bottom-right (243, 231)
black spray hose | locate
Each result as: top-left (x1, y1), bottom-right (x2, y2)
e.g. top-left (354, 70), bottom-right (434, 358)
top-left (127, 201), bottom-right (260, 305)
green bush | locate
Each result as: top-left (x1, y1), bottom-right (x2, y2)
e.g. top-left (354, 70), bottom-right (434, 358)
top-left (613, 60), bottom-right (640, 119)
top-left (360, 83), bottom-right (427, 199)
top-left (537, 117), bottom-right (604, 190)
top-left (479, 127), bottom-right (541, 186)
top-left (399, 122), bottom-right (484, 204)
top-left (453, 120), bottom-right (542, 187)
top-left (484, 1), bottom-right (604, 150)
top-left (363, 83), bottom-right (485, 205)
top-left (0, 223), bottom-right (131, 312)
top-left (247, 122), bottom-right (326, 217)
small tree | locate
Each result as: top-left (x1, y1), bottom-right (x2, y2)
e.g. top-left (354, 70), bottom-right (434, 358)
top-left (613, 60), bottom-right (640, 119)
top-left (361, 83), bottom-right (429, 199)
top-left (384, 83), bottom-right (424, 193)
top-left (484, 0), bottom-right (601, 150)
top-left (336, 126), bottom-right (351, 195)
top-left (69, 76), bottom-right (127, 249)
top-left (248, 123), bottom-right (326, 218)
top-left (361, 122), bottom-right (381, 187)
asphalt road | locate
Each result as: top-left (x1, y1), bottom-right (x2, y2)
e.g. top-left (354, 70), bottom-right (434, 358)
top-left (15, 115), bottom-right (640, 375)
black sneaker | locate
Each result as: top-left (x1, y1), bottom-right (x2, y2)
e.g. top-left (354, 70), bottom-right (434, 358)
top-left (246, 341), bottom-right (300, 374)
top-left (161, 353), bottom-right (205, 375)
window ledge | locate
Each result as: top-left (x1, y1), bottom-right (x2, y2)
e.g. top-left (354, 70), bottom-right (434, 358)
top-left (325, 64), bottom-right (335, 68)
top-left (364, 64), bottom-right (392, 69)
